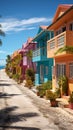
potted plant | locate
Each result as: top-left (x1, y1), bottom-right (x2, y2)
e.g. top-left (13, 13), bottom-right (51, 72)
top-left (68, 92), bottom-right (73, 109)
top-left (58, 75), bottom-right (68, 97)
top-left (36, 85), bottom-right (41, 96)
top-left (46, 90), bottom-right (58, 107)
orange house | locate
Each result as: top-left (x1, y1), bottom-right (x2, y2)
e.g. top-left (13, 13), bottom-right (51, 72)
top-left (47, 4), bottom-right (73, 94)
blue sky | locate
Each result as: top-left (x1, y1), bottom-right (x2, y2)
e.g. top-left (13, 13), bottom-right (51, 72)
top-left (0, 0), bottom-right (73, 65)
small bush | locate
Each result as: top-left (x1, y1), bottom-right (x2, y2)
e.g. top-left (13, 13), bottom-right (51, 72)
top-left (36, 81), bottom-right (52, 97)
top-left (25, 68), bottom-right (35, 82)
top-left (42, 80), bottom-right (52, 91)
top-left (58, 75), bottom-right (68, 95)
top-left (46, 90), bottom-right (57, 101)
top-left (69, 92), bottom-right (73, 103)
top-left (25, 79), bottom-right (33, 89)
top-left (55, 87), bottom-right (61, 98)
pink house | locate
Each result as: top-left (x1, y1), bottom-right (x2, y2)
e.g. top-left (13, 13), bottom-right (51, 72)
top-left (19, 37), bottom-right (36, 79)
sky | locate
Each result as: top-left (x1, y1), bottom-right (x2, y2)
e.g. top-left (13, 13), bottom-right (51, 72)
top-left (0, 0), bottom-right (73, 65)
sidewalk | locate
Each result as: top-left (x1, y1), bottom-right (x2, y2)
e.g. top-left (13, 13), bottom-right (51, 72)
top-left (31, 87), bottom-right (73, 115)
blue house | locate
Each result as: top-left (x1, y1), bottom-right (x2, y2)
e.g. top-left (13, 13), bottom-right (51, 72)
top-left (32, 26), bottom-right (54, 85)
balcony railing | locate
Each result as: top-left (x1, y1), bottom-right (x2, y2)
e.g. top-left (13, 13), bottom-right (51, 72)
top-left (33, 48), bottom-right (40, 57)
top-left (47, 30), bottom-right (73, 58)
top-left (32, 47), bottom-right (47, 62)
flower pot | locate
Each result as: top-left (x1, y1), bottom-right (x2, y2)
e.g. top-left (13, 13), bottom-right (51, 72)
top-left (36, 91), bottom-right (40, 96)
top-left (50, 100), bottom-right (58, 107)
top-left (69, 103), bottom-right (73, 109)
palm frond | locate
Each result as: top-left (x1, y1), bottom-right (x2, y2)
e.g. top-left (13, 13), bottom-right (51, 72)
top-left (0, 29), bottom-right (5, 36)
top-left (0, 24), bottom-right (2, 28)
top-left (0, 39), bottom-right (2, 46)
top-left (55, 47), bottom-right (63, 55)
top-left (55, 46), bottom-right (73, 55)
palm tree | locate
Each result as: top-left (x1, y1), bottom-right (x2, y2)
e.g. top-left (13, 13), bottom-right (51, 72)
top-left (0, 18), bottom-right (5, 45)
top-left (26, 50), bottom-right (33, 60)
top-left (6, 55), bottom-right (11, 63)
top-left (26, 50), bottom-right (34, 69)
top-left (6, 55), bottom-right (11, 70)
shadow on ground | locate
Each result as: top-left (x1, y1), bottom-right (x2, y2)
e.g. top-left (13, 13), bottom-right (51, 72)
top-left (0, 92), bottom-right (21, 98)
top-left (0, 83), bottom-right (12, 86)
top-left (0, 125), bottom-right (41, 130)
top-left (0, 106), bottom-right (40, 130)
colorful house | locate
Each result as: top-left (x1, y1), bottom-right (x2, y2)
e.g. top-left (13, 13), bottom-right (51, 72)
top-left (20, 37), bottom-right (36, 78)
top-left (47, 5), bottom-right (73, 94)
top-left (32, 26), bottom-right (54, 85)
top-left (11, 50), bottom-right (22, 79)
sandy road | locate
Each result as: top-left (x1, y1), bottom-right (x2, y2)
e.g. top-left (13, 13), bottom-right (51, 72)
top-left (0, 69), bottom-right (59, 130)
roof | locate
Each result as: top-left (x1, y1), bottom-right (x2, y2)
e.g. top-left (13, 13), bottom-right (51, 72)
top-left (27, 37), bottom-right (33, 43)
top-left (33, 25), bottom-right (49, 41)
top-left (40, 26), bottom-right (48, 30)
top-left (47, 5), bottom-right (73, 30)
top-left (53, 4), bottom-right (72, 22)
top-left (23, 37), bottom-right (33, 48)
top-left (22, 37), bottom-right (36, 49)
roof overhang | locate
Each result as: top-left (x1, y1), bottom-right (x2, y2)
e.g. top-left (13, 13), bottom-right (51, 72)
top-left (47, 6), bottom-right (73, 30)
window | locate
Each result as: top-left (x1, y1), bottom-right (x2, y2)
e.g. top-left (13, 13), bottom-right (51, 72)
top-left (56, 64), bottom-right (66, 78)
top-left (62, 26), bottom-right (66, 32)
top-left (69, 23), bottom-right (73, 31)
top-left (69, 63), bottom-right (73, 78)
top-left (37, 48), bottom-right (40, 56)
top-left (56, 29), bottom-right (61, 36)
top-left (50, 40), bottom-right (55, 49)
top-left (57, 35), bottom-right (64, 47)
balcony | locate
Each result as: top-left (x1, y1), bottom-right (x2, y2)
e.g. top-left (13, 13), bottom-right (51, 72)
top-left (47, 31), bottom-right (73, 58)
top-left (32, 47), bottom-right (47, 62)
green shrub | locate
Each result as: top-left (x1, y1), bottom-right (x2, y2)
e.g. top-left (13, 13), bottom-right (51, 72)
top-left (58, 75), bottom-right (68, 95)
top-left (25, 68), bottom-right (35, 82)
top-left (25, 79), bottom-right (33, 89)
top-left (12, 74), bottom-right (20, 82)
top-left (55, 87), bottom-right (61, 98)
top-left (42, 80), bottom-right (52, 91)
top-left (36, 81), bottom-right (52, 97)
top-left (46, 90), bottom-right (57, 101)
top-left (69, 92), bottom-right (73, 103)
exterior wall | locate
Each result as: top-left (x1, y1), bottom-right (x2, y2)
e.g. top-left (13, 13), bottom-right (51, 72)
top-left (52, 54), bottom-right (73, 93)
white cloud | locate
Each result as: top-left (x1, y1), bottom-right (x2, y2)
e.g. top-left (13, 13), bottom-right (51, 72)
top-left (0, 50), bottom-right (12, 55)
top-left (1, 17), bottom-right (52, 33)
top-left (0, 50), bottom-right (7, 54)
